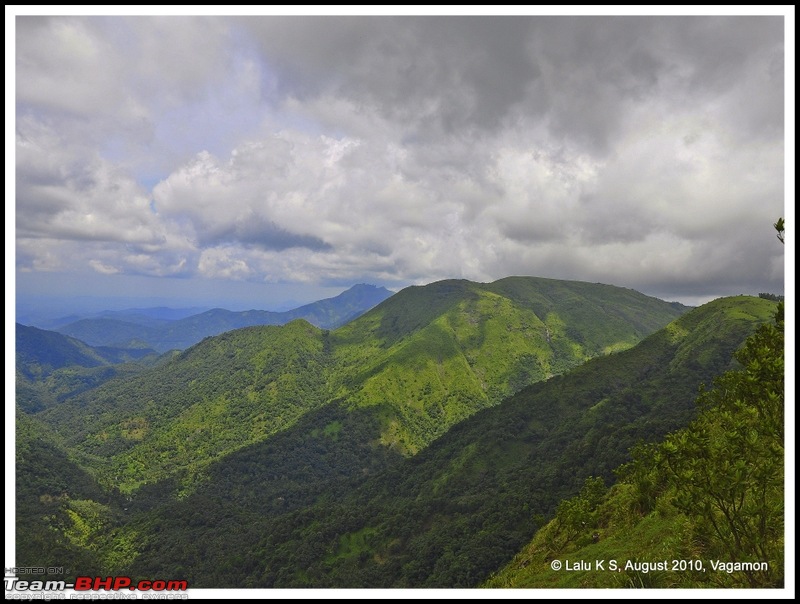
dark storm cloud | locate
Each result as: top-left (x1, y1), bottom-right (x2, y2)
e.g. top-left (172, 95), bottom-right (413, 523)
top-left (244, 17), bottom-right (541, 134)
top-left (206, 219), bottom-right (332, 253)
top-left (243, 16), bottom-right (782, 152)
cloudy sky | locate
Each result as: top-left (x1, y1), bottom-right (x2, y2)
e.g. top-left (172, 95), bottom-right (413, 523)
top-left (11, 12), bottom-right (789, 312)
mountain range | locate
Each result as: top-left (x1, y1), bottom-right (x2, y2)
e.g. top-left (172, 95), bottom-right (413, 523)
top-left (15, 324), bottom-right (160, 413)
top-left (36, 277), bottom-right (689, 494)
top-left (52, 283), bottom-right (393, 352)
top-left (14, 276), bottom-right (781, 589)
top-left (119, 295), bottom-right (772, 587)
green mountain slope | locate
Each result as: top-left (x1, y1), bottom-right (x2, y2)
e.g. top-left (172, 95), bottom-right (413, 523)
top-left (330, 277), bottom-right (689, 452)
top-left (37, 277), bottom-right (687, 493)
top-left (55, 284), bottom-right (393, 351)
top-left (485, 304), bottom-right (784, 588)
top-left (119, 296), bottom-right (774, 587)
top-left (16, 411), bottom-right (121, 580)
top-left (40, 320), bottom-right (331, 493)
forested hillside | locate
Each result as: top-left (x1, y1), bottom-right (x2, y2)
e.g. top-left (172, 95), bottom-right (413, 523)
top-left (19, 280), bottom-right (776, 589)
top-left (486, 303), bottom-right (784, 588)
top-left (45, 295), bottom-right (771, 587)
top-left (37, 277), bottom-right (687, 493)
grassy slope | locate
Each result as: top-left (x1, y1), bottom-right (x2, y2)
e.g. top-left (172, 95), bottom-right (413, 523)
top-left (331, 277), bottom-right (689, 452)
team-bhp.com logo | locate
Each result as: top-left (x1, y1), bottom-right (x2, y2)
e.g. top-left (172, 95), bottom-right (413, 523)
top-left (6, 576), bottom-right (188, 592)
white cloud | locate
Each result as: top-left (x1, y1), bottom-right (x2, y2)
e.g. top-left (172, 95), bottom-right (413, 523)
top-left (16, 17), bottom-right (230, 122)
top-left (88, 259), bottom-right (120, 275)
top-left (16, 119), bottom-right (167, 245)
top-left (198, 247), bottom-right (252, 280)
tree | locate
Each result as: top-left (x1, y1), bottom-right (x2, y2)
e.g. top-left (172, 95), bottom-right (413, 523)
top-left (774, 217), bottom-right (784, 244)
top-left (552, 476), bottom-right (606, 546)
top-left (652, 221), bottom-right (785, 587)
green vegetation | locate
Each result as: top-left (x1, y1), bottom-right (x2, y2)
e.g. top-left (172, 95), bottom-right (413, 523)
top-left (16, 324), bottom-right (158, 413)
top-left (20, 278), bottom-right (777, 589)
top-left (15, 412), bottom-right (116, 581)
top-left (331, 277), bottom-right (689, 452)
top-left (40, 320), bottom-right (332, 493)
top-left (37, 278), bottom-right (686, 493)
top-left (117, 296), bottom-right (772, 587)
top-left (486, 303), bottom-right (783, 588)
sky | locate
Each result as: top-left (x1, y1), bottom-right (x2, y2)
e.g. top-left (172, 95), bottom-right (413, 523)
top-left (9, 11), bottom-right (793, 313)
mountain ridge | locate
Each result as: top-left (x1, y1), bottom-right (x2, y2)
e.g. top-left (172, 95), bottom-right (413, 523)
top-left (37, 276), bottom-right (687, 494)
top-left (485, 301), bottom-right (784, 588)
top-left (15, 324), bottom-right (160, 413)
top-left (53, 283), bottom-right (393, 352)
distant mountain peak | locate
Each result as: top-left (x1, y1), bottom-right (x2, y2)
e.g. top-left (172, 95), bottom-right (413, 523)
top-left (339, 283), bottom-right (390, 293)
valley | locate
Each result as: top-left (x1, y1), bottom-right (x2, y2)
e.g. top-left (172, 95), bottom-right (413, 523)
top-left (14, 278), bottom-right (781, 588)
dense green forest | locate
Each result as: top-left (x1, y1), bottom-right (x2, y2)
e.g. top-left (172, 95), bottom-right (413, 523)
top-left (16, 277), bottom-right (779, 588)
top-left (485, 303), bottom-right (784, 588)
top-left (16, 412), bottom-right (118, 580)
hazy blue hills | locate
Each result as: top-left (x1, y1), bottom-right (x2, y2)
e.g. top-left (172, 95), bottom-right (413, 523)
top-left (15, 324), bottom-right (160, 413)
top-left (54, 284), bottom-right (393, 352)
top-left (16, 323), bottom-right (154, 378)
